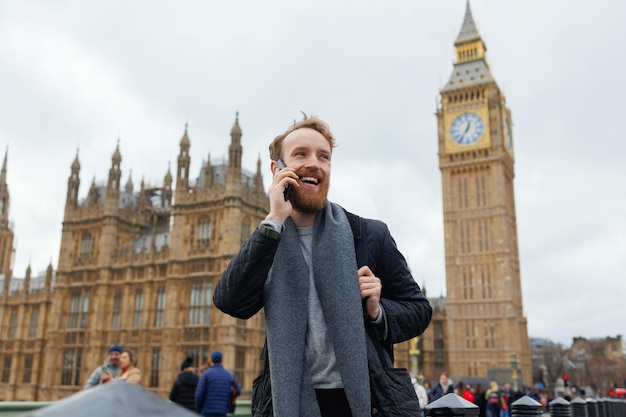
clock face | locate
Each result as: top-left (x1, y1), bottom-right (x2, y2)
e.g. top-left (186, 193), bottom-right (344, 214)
top-left (450, 112), bottom-right (485, 145)
top-left (505, 118), bottom-right (513, 149)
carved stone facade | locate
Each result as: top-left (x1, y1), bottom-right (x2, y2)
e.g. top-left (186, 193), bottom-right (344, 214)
top-left (0, 116), bottom-right (275, 400)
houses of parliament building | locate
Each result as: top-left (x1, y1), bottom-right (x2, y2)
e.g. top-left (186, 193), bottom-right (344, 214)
top-left (0, 2), bottom-right (531, 401)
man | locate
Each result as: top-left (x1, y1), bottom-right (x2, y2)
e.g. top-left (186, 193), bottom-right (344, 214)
top-left (84, 344), bottom-right (123, 389)
top-left (429, 372), bottom-right (455, 403)
top-left (214, 114), bottom-right (432, 417)
top-left (195, 350), bottom-right (241, 417)
top-left (170, 356), bottom-right (199, 411)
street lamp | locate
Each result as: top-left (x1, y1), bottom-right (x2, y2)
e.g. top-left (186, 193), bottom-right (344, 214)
top-left (410, 336), bottom-right (421, 383)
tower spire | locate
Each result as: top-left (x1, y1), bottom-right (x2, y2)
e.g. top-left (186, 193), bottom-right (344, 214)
top-left (0, 147), bottom-right (7, 186)
top-left (0, 147), bottom-right (9, 226)
top-left (455, 0), bottom-right (480, 46)
top-left (227, 112), bottom-right (243, 191)
top-left (65, 149), bottom-right (81, 215)
top-left (176, 123), bottom-right (191, 193)
top-left (441, 0), bottom-right (493, 93)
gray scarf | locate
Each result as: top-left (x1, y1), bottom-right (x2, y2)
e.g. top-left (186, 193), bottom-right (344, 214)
top-left (264, 202), bottom-right (371, 417)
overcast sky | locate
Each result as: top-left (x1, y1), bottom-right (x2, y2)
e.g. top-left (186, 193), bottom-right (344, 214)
top-left (1, 1), bottom-right (624, 346)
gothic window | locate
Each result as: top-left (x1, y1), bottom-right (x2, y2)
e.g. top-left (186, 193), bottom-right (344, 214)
top-left (484, 324), bottom-right (489, 348)
top-left (61, 348), bottom-right (82, 386)
top-left (1, 355), bottom-right (11, 383)
top-left (188, 281), bottom-right (212, 325)
top-left (112, 291), bottom-right (122, 329)
top-left (133, 289), bottom-right (144, 328)
top-left (28, 308), bottom-right (39, 338)
top-left (154, 287), bottom-right (166, 327)
top-left (149, 348), bottom-right (160, 388)
top-left (7, 311), bottom-right (17, 339)
top-left (457, 177), bottom-right (469, 209)
top-left (197, 216), bottom-right (211, 246)
top-left (460, 220), bottom-right (472, 253)
top-left (434, 322), bottom-right (445, 350)
top-left (80, 232), bottom-right (93, 258)
top-left (22, 355), bottom-right (33, 383)
top-left (68, 289), bottom-right (89, 329)
top-left (185, 347), bottom-right (209, 373)
top-left (235, 346), bottom-right (245, 383)
top-left (241, 221), bottom-right (250, 244)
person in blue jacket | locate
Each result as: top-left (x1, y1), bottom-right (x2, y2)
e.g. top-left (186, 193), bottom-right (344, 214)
top-left (214, 114), bottom-right (432, 417)
top-left (195, 350), bottom-right (241, 417)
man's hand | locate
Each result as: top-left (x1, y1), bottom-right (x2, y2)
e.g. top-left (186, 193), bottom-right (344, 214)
top-left (358, 266), bottom-right (382, 320)
top-left (265, 161), bottom-right (298, 223)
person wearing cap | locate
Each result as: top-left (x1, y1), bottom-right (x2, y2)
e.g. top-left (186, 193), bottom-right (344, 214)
top-left (170, 356), bottom-right (199, 411)
top-left (195, 350), bottom-right (241, 417)
top-left (83, 344), bottom-right (123, 389)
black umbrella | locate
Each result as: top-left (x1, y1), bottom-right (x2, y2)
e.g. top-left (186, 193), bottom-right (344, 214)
top-left (21, 382), bottom-right (201, 417)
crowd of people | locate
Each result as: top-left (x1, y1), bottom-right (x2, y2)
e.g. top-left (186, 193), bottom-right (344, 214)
top-left (413, 372), bottom-right (529, 417)
top-left (84, 344), bottom-right (241, 417)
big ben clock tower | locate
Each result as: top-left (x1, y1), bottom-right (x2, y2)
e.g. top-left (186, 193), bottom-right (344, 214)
top-left (436, 2), bottom-right (531, 386)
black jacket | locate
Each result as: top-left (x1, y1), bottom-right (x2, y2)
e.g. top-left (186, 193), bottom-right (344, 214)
top-left (169, 370), bottom-right (199, 411)
top-left (214, 209), bottom-right (433, 416)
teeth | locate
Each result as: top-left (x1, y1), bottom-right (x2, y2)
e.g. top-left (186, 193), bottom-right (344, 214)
top-left (301, 176), bottom-right (318, 184)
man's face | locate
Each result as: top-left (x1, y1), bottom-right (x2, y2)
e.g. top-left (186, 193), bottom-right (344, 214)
top-left (281, 128), bottom-right (331, 214)
top-left (440, 374), bottom-right (448, 385)
top-left (108, 351), bottom-right (121, 365)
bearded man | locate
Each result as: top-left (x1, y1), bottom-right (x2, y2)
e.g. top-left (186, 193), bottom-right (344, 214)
top-left (214, 114), bottom-right (432, 417)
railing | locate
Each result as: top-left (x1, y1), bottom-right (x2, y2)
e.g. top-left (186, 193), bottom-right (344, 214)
top-left (0, 402), bottom-right (54, 417)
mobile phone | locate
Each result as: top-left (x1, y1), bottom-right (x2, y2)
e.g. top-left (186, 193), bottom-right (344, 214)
top-left (276, 159), bottom-right (292, 201)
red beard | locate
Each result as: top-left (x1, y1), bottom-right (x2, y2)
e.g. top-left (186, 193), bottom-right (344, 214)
top-left (289, 169), bottom-right (329, 214)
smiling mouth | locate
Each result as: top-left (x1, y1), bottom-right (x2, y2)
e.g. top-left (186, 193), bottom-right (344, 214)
top-left (300, 176), bottom-right (319, 185)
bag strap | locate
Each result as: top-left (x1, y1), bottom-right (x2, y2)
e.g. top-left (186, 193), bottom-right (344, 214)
top-left (343, 209), bottom-right (367, 267)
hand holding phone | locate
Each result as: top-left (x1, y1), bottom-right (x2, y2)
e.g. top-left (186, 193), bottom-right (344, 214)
top-left (276, 159), bottom-right (293, 202)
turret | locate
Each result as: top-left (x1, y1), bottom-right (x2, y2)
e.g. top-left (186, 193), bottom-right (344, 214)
top-left (163, 166), bottom-right (173, 205)
top-left (125, 171), bottom-right (134, 193)
top-left (254, 154), bottom-right (264, 193)
top-left (176, 124), bottom-right (191, 195)
top-left (0, 149), bottom-right (9, 227)
top-left (88, 177), bottom-right (98, 206)
top-left (23, 264), bottom-right (31, 293)
top-left (108, 142), bottom-right (122, 191)
top-left (44, 262), bottom-right (53, 291)
top-left (227, 113), bottom-right (243, 190)
top-left (65, 150), bottom-right (80, 214)
top-left (0, 149), bottom-right (14, 276)
top-left (204, 153), bottom-right (212, 189)
top-left (105, 142), bottom-right (122, 214)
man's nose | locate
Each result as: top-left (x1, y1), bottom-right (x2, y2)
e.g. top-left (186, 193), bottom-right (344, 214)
top-left (301, 155), bottom-right (320, 169)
